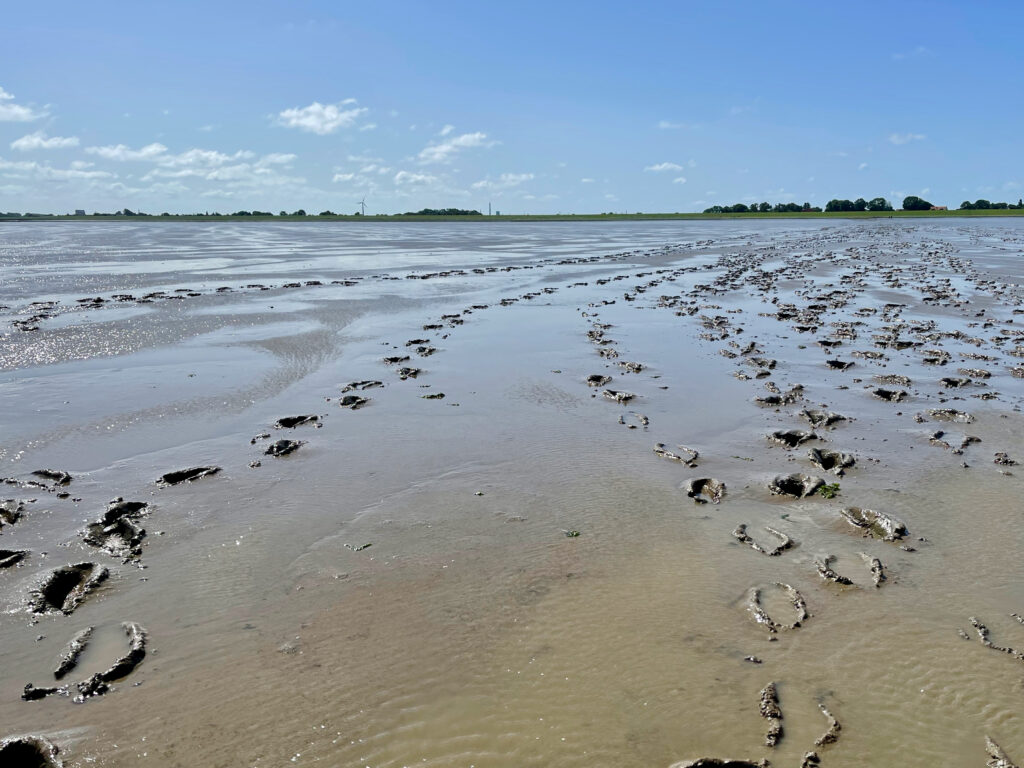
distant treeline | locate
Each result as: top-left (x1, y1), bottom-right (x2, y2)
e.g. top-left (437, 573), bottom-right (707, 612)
top-left (960, 198), bottom-right (1024, 210)
top-left (704, 202), bottom-right (823, 213)
top-left (399, 208), bottom-right (482, 216)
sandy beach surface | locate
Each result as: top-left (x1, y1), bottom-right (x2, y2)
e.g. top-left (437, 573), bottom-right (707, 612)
top-left (1, 219), bottom-right (1022, 767)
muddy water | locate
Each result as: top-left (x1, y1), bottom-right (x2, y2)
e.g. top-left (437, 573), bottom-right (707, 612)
top-left (1, 219), bottom-right (1023, 766)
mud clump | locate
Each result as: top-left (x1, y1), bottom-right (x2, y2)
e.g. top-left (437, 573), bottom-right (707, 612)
top-left (341, 380), bottom-right (382, 392)
top-left (799, 409), bottom-right (846, 428)
top-left (29, 563), bottom-right (109, 615)
top-left (22, 684), bottom-right (66, 701)
top-left (0, 735), bottom-right (64, 767)
top-left (265, 439), bottom-right (304, 457)
top-left (76, 622), bottom-right (148, 701)
top-left (825, 359), bottom-right (854, 370)
top-left (815, 554), bottom-right (853, 585)
top-left (654, 444), bottom-right (699, 466)
top-left (769, 473), bottom-right (825, 498)
top-left (747, 582), bottom-right (809, 634)
top-left (274, 415), bottom-right (318, 429)
top-left (861, 552), bottom-right (886, 587)
top-left (733, 524), bottom-right (793, 556)
top-left (157, 466), bottom-right (220, 486)
top-left (586, 374), bottom-right (611, 387)
top-left (807, 447), bottom-right (855, 476)
top-left (814, 704), bottom-right (841, 747)
top-left (670, 761), bottom-right (768, 768)
top-left (602, 389), bottom-right (635, 404)
top-left (759, 682), bottom-right (783, 746)
top-left (0, 549), bottom-right (27, 568)
top-left (768, 429), bottom-right (817, 448)
top-left (397, 367), bottom-right (421, 380)
top-left (839, 507), bottom-right (908, 542)
top-left (55, 627), bottom-right (93, 679)
top-left (874, 374), bottom-right (912, 386)
top-left (685, 477), bottom-right (726, 504)
top-left (986, 736), bottom-right (1020, 768)
top-left (31, 470), bottom-right (72, 487)
top-left (83, 498), bottom-right (150, 561)
top-left (872, 387), bottom-right (907, 402)
top-left (339, 395), bottom-right (369, 409)
top-left (928, 408), bottom-right (974, 423)
top-left (0, 499), bottom-right (27, 530)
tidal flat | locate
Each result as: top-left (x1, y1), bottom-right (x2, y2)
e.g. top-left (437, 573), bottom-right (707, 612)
top-left (0, 219), bottom-right (1022, 767)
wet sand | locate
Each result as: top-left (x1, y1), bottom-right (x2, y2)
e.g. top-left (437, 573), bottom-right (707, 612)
top-left (1, 219), bottom-right (1022, 766)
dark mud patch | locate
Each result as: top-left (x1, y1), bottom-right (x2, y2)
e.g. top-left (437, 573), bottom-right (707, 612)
top-left (265, 439), bottom-right (304, 457)
top-left (799, 409), bottom-right (846, 428)
top-left (83, 498), bottom-right (150, 561)
top-left (274, 415), bottom-right (319, 429)
top-left (157, 466), bottom-right (220, 486)
top-left (768, 429), bottom-right (817, 448)
top-left (769, 473), bottom-right (825, 498)
top-left (685, 477), bottom-right (725, 504)
top-left (0, 735), bottom-right (63, 767)
top-left (807, 448), bottom-right (855, 476)
top-left (29, 563), bottom-right (108, 614)
top-left (1, 549), bottom-right (27, 568)
top-left (31, 470), bottom-right (71, 487)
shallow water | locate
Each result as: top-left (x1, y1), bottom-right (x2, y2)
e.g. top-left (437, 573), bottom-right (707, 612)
top-left (0, 219), bottom-right (1022, 766)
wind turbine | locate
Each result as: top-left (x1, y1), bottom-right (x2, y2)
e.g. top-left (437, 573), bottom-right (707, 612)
top-left (357, 197), bottom-right (367, 216)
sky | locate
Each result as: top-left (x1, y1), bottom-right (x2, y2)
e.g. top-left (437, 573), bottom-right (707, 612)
top-left (1, 0), bottom-right (1022, 215)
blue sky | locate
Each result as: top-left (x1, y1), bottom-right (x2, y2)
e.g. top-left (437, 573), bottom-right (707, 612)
top-left (1, 0), bottom-right (1022, 214)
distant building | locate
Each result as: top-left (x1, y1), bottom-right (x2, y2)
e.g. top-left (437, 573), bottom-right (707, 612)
top-left (74, 209), bottom-right (86, 216)
top-left (931, 206), bottom-right (948, 211)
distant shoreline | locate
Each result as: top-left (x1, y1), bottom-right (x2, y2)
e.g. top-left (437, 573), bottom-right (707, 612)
top-left (3, 210), bottom-right (1024, 223)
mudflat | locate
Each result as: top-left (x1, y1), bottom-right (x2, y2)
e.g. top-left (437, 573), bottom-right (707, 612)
top-left (0, 219), bottom-right (1022, 767)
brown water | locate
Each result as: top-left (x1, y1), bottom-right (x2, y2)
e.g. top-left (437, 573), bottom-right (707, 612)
top-left (0, 219), bottom-right (1022, 766)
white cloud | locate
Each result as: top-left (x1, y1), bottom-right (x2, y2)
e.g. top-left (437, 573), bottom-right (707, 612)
top-left (332, 173), bottom-right (355, 182)
top-left (0, 86), bottom-right (47, 122)
top-left (658, 120), bottom-right (697, 130)
top-left (645, 162), bottom-right (684, 173)
top-left (672, 176), bottom-right (687, 184)
top-left (258, 153), bottom-right (296, 166)
top-left (10, 131), bottom-right (79, 151)
top-left (580, 178), bottom-right (595, 183)
top-left (359, 123), bottom-right (377, 131)
top-left (471, 172), bottom-right (534, 190)
top-left (276, 100), bottom-right (368, 135)
top-left (858, 162), bottom-right (869, 170)
top-left (159, 148), bottom-right (253, 167)
top-left (888, 132), bottom-right (926, 145)
top-left (439, 124), bottom-right (455, 136)
top-left (394, 170), bottom-right (438, 185)
top-left (417, 131), bottom-right (493, 164)
top-left (0, 156), bottom-right (114, 180)
top-left (70, 160), bottom-right (94, 170)
top-left (86, 142), bottom-right (168, 161)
